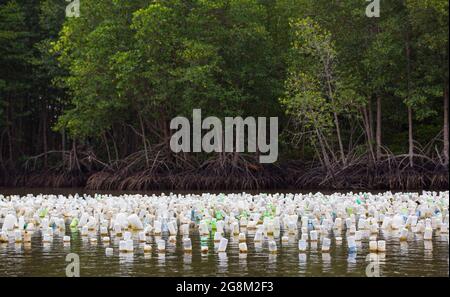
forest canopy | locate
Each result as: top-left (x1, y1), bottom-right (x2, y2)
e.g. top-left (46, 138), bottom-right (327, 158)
top-left (0, 0), bottom-right (448, 190)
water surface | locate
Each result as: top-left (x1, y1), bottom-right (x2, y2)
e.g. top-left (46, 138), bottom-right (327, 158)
top-left (0, 188), bottom-right (448, 277)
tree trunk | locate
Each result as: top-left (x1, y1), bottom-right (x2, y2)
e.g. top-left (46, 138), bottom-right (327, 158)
top-left (333, 112), bottom-right (346, 165)
top-left (368, 96), bottom-right (374, 145)
top-left (102, 132), bottom-right (112, 164)
top-left (408, 106), bottom-right (414, 167)
top-left (138, 113), bottom-right (150, 167)
top-left (444, 83), bottom-right (449, 165)
top-left (315, 128), bottom-right (331, 170)
top-left (376, 95), bottom-right (382, 160)
top-left (324, 65), bottom-right (345, 165)
top-left (61, 128), bottom-right (66, 167)
top-left (406, 31), bottom-right (414, 168)
top-left (42, 105), bottom-right (48, 168)
top-left (361, 106), bottom-right (376, 163)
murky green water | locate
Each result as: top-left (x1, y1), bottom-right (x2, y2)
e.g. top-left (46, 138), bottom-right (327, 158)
top-left (0, 188), bottom-right (448, 277)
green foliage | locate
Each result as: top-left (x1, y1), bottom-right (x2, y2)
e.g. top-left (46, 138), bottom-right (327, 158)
top-left (0, 0), bottom-right (448, 169)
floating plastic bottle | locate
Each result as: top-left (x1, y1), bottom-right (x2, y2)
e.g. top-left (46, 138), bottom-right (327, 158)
top-left (347, 236), bottom-right (357, 253)
top-left (301, 226), bottom-right (308, 234)
top-left (334, 218), bottom-right (342, 230)
top-left (239, 243), bottom-right (248, 253)
top-left (370, 224), bottom-right (378, 234)
top-left (100, 226), bottom-right (108, 235)
top-left (154, 221), bottom-right (162, 235)
top-left (218, 238), bottom-right (228, 253)
top-left (369, 240), bottom-right (378, 252)
top-left (216, 220), bottom-right (225, 234)
top-left (138, 231), bottom-right (146, 242)
top-left (201, 244), bottom-right (209, 254)
top-left (358, 218), bottom-right (367, 230)
top-left (400, 228), bottom-right (408, 241)
top-left (0, 232), bottom-right (8, 243)
top-left (70, 218), bottom-right (79, 229)
top-left (409, 216), bottom-right (418, 228)
top-left (424, 227), bottom-right (433, 241)
top-left (265, 222), bottom-right (274, 236)
top-left (268, 240), bottom-right (277, 253)
top-left (377, 240), bottom-right (386, 252)
top-left (114, 224), bottom-right (122, 236)
top-left (157, 239), bottom-right (166, 253)
top-left (143, 244), bottom-right (152, 253)
top-left (214, 232), bottom-right (222, 243)
top-left (14, 230), bottom-right (22, 243)
top-left (168, 221), bottom-right (177, 236)
top-left (238, 232), bottom-right (246, 243)
top-left (240, 217), bottom-right (248, 228)
top-left (301, 233), bottom-right (309, 241)
top-left (254, 231), bottom-right (263, 243)
top-left (180, 224), bottom-right (189, 236)
top-left (2, 214), bottom-right (16, 232)
top-left (105, 247), bottom-right (114, 255)
top-left (381, 217), bottom-right (391, 230)
top-left (127, 214), bottom-right (143, 230)
top-left (322, 238), bottom-right (331, 252)
top-left (231, 222), bottom-right (240, 236)
top-left (123, 231), bottom-right (132, 241)
top-left (119, 240), bottom-right (128, 252)
top-left (247, 221), bottom-right (257, 230)
top-left (298, 239), bottom-right (307, 252)
top-left (199, 221), bottom-right (209, 236)
top-left (81, 226), bottom-right (89, 236)
top-left (24, 232), bottom-right (31, 243)
top-left (310, 231), bottom-right (318, 242)
top-left (349, 226), bottom-right (356, 234)
top-left (26, 223), bottom-right (35, 232)
top-left (183, 238), bottom-right (192, 253)
top-left (345, 218), bottom-right (353, 230)
top-left (42, 234), bottom-right (52, 243)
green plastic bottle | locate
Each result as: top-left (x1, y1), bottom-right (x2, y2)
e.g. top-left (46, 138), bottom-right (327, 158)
top-left (39, 208), bottom-right (48, 218)
top-left (215, 210), bottom-right (223, 221)
top-left (210, 218), bottom-right (217, 231)
top-left (70, 218), bottom-right (79, 228)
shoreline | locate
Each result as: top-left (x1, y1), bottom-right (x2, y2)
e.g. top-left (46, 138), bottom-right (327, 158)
top-left (2, 160), bottom-right (447, 192)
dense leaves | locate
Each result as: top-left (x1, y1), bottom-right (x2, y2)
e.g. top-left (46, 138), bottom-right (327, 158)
top-left (0, 0), bottom-right (448, 189)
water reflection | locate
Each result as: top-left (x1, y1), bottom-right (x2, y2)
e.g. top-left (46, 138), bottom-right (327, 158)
top-left (400, 242), bottom-right (408, 254)
top-left (298, 253), bottom-right (307, 273)
top-left (119, 252), bottom-right (134, 264)
top-left (218, 252), bottom-right (228, 274)
top-left (322, 253), bottom-right (331, 273)
top-left (157, 253), bottom-right (166, 265)
top-left (239, 253), bottom-right (248, 271)
top-left (347, 253), bottom-right (357, 272)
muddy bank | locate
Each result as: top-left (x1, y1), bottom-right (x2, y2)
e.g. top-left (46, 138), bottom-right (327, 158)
top-left (2, 156), bottom-right (447, 191)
